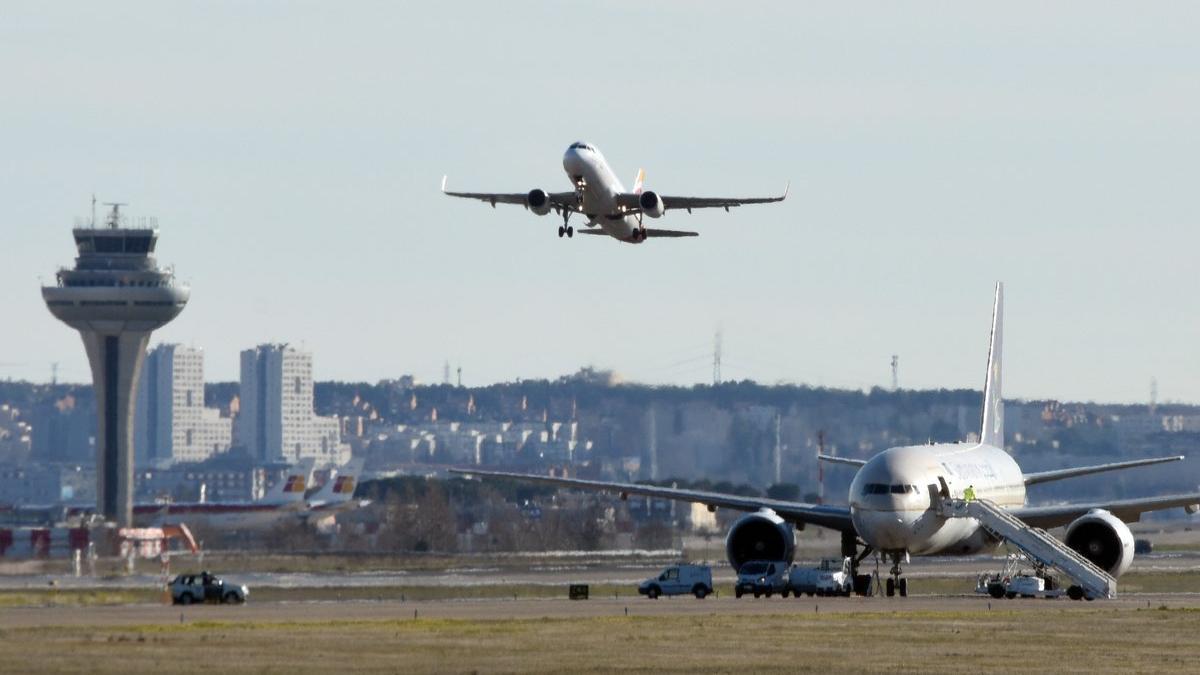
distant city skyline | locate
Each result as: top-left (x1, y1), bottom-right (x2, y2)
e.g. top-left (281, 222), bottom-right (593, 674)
top-left (4, 3), bottom-right (1200, 404)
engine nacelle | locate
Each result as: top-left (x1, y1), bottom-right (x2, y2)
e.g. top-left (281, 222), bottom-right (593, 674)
top-left (639, 190), bottom-right (665, 218)
top-left (527, 189), bottom-right (553, 216)
top-left (1064, 509), bottom-right (1135, 578)
top-left (725, 508), bottom-right (796, 571)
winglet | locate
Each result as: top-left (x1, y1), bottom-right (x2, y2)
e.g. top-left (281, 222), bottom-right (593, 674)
top-left (980, 282), bottom-right (1004, 449)
top-left (781, 180), bottom-right (790, 200)
top-left (441, 175), bottom-right (448, 193)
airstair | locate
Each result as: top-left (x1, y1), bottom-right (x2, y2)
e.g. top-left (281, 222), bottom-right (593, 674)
top-left (942, 498), bottom-right (1116, 599)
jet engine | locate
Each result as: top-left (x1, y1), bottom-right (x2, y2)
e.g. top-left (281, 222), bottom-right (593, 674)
top-left (725, 508), bottom-right (796, 570)
top-left (638, 191), bottom-right (665, 218)
top-left (1064, 509), bottom-right (1135, 577)
top-left (527, 189), bottom-right (553, 216)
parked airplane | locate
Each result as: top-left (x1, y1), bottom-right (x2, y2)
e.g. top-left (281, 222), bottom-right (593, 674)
top-left (442, 141), bottom-right (788, 243)
top-left (133, 459), bottom-right (317, 530)
top-left (455, 283), bottom-right (1199, 597)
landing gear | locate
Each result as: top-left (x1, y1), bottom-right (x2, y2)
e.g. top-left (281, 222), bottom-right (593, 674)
top-left (557, 206), bottom-right (575, 238)
top-left (885, 551), bottom-right (908, 597)
top-left (842, 530), bottom-right (875, 596)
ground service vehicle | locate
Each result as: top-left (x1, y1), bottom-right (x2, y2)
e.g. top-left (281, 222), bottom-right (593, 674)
top-left (735, 560), bottom-right (788, 598)
top-left (638, 564), bottom-right (713, 599)
top-left (169, 573), bottom-right (248, 605)
top-left (788, 558), bottom-right (854, 597)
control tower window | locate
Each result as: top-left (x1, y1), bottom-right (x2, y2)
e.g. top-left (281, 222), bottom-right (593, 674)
top-left (124, 236), bottom-right (151, 253)
top-left (95, 237), bottom-right (123, 253)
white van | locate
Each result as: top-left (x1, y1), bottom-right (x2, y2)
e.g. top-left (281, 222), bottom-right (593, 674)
top-left (735, 560), bottom-right (789, 598)
top-left (638, 564), bottom-right (714, 599)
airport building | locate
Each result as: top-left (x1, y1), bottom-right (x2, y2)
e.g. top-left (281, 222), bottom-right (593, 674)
top-left (237, 344), bottom-right (350, 465)
top-left (41, 204), bottom-right (189, 526)
top-left (134, 344), bottom-right (232, 467)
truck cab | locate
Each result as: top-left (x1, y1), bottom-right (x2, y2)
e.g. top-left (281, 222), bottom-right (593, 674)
top-left (735, 560), bottom-right (789, 598)
top-left (638, 564), bottom-right (713, 599)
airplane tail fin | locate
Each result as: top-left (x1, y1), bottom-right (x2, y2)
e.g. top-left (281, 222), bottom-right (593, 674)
top-left (632, 168), bottom-right (645, 194)
top-left (979, 282), bottom-right (1004, 448)
top-left (308, 458), bottom-right (363, 506)
top-left (262, 458), bottom-right (315, 504)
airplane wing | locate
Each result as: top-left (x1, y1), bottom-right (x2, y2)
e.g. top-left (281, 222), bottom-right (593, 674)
top-left (441, 176), bottom-right (579, 210)
top-left (449, 468), bottom-right (854, 532)
top-left (1012, 491), bottom-right (1200, 529)
top-left (615, 183), bottom-right (789, 213)
top-left (1022, 455), bottom-right (1184, 486)
top-left (818, 454), bottom-right (867, 468)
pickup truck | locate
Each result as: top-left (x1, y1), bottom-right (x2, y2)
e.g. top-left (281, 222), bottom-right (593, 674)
top-left (788, 558), bottom-right (854, 597)
top-left (735, 560), bottom-right (788, 598)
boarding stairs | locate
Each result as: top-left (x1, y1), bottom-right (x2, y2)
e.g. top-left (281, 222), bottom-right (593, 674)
top-left (942, 498), bottom-right (1116, 599)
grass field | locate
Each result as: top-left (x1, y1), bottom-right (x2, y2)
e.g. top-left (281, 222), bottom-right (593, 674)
top-left (2, 607), bottom-right (1199, 673)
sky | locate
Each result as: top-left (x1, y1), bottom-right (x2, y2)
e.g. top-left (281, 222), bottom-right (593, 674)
top-left (2, 2), bottom-right (1199, 404)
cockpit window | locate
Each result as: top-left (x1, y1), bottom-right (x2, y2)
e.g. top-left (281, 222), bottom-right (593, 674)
top-left (864, 483), bottom-right (919, 496)
top-left (569, 142), bottom-right (593, 152)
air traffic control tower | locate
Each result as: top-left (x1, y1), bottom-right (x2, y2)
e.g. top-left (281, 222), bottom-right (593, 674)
top-left (42, 203), bottom-right (189, 526)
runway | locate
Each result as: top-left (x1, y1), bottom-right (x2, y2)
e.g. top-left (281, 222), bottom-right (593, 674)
top-left (7, 592), bottom-right (1200, 629)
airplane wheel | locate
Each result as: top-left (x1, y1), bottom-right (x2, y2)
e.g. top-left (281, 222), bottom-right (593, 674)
top-left (886, 578), bottom-right (895, 597)
top-left (557, 226), bottom-right (564, 237)
top-left (899, 579), bottom-right (908, 597)
top-left (567, 226), bottom-right (574, 237)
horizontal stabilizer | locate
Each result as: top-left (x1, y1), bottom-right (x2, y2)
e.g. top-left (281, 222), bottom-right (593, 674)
top-left (643, 228), bottom-right (699, 238)
top-left (818, 454), bottom-right (866, 468)
top-left (1023, 455), bottom-right (1184, 486)
top-left (576, 228), bottom-right (699, 239)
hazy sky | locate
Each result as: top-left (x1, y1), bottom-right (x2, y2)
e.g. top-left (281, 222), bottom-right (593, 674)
top-left (3, 2), bottom-right (1199, 404)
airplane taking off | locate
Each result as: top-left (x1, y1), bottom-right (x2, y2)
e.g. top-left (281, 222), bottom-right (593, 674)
top-left (442, 142), bottom-right (788, 243)
top-left (455, 284), bottom-right (1200, 598)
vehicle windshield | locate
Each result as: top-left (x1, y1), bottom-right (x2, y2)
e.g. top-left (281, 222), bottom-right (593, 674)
top-left (740, 562), bottom-right (768, 575)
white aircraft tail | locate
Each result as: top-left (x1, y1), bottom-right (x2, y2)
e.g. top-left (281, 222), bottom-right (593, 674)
top-left (262, 459), bottom-right (315, 504)
top-left (309, 458), bottom-right (363, 506)
top-left (979, 282), bottom-right (1004, 448)
top-left (632, 168), bottom-right (645, 195)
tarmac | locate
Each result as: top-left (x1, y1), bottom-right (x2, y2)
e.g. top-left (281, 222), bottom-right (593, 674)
top-left (6, 592), bottom-right (1200, 629)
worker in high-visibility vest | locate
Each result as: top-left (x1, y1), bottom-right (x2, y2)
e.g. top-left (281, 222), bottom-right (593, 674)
top-left (963, 485), bottom-right (976, 502)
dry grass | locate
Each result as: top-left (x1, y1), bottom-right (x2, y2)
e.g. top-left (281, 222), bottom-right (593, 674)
top-left (1, 607), bottom-right (1199, 673)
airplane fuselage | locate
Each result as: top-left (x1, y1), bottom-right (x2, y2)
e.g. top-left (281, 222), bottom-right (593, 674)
top-left (132, 502), bottom-right (302, 530)
top-left (849, 442), bottom-right (1025, 556)
top-left (561, 144), bottom-right (644, 242)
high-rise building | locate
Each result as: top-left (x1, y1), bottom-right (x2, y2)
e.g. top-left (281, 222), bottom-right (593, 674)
top-left (237, 344), bottom-right (349, 464)
top-left (135, 344), bottom-right (232, 466)
top-left (42, 203), bottom-right (188, 526)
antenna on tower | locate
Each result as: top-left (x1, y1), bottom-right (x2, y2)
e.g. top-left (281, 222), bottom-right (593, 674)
top-left (102, 202), bottom-right (128, 228)
top-left (1150, 377), bottom-right (1158, 415)
top-left (891, 355), bottom-right (899, 391)
top-left (90, 194), bottom-right (97, 228)
top-left (713, 329), bottom-right (723, 385)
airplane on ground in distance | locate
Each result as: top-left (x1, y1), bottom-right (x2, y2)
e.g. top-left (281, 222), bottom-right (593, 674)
top-left (442, 141), bottom-right (788, 243)
top-left (455, 283), bottom-right (1200, 598)
top-left (133, 459), bottom-right (367, 531)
